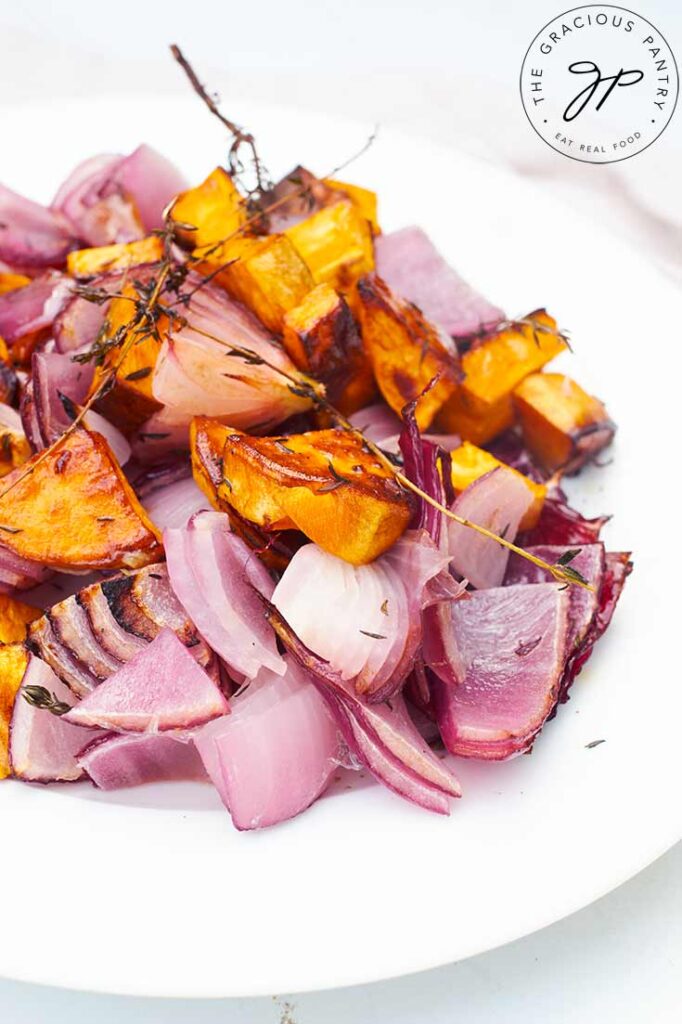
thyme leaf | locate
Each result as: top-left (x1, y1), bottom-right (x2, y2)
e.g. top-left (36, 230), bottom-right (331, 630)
top-left (22, 685), bottom-right (72, 717)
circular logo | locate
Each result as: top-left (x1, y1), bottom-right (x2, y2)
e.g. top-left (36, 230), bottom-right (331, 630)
top-left (520, 5), bottom-right (678, 163)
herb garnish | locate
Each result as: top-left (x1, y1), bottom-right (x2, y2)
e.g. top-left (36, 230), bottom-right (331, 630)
top-left (22, 685), bottom-right (72, 717)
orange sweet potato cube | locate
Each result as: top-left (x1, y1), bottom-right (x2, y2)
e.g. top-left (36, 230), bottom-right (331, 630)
top-left (88, 283), bottom-right (163, 433)
top-left (170, 166), bottom-right (247, 249)
top-left (200, 233), bottom-right (314, 334)
top-left (282, 284), bottom-right (375, 414)
top-left (0, 428), bottom-right (162, 571)
top-left (437, 310), bottom-right (567, 444)
top-left (66, 236), bottom-right (164, 278)
top-left (285, 199), bottom-right (374, 290)
top-left (323, 178), bottom-right (380, 234)
top-left (0, 642), bottom-right (29, 779)
top-left (0, 273), bottom-right (31, 296)
top-left (191, 417), bottom-right (413, 564)
top-left (355, 274), bottom-right (460, 430)
top-left (513, 372), bottom-right (615, 474)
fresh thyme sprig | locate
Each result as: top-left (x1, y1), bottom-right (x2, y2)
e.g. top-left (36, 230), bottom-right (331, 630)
top-left (22, 685), bottom-right (72, 717)
top-left (170, 44), bottom-right (272, 205)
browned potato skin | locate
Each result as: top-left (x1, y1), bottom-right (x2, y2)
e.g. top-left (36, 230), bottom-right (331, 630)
top-left (88, 283), bottom-right (163, 434)
top-left (282, 284), bottom-right (375, 415)
top-left (355, 274), bottom-right (460, 430)
top-left (191, 416), bottom-right (414, 565)
top-left (66, 237), bottom-right (164, 278)
top-left (0, 428), bottom-right (162, 571)
top-left (0, 643), bottom-right (29, 779)
top-left (513, 372), bottom-right (616, 474)
top-left (436, 310), bottom-right (567, 445)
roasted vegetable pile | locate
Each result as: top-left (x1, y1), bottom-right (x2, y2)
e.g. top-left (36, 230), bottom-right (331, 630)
top-left (0, 81), bottom-right (630, 829)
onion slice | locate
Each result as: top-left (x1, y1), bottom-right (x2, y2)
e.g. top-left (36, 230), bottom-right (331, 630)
top-left (152, 280), bottom-right (310, 431)
top-left (9, 655), bottom-right (96, 782)
top-left (447, 468), bottom-right (534, 588)
top-left (263, 601), bottom-right (461, 814)
top-left (64, 628), bottom-right (228, 733)
top-left (164, 510), bottom-right (285, 680)
top-left (194, 660), bottom-right (340, 830)
top-left (0, 272), bottom-right (72, 346)
top-left (431, 582), bottom-right (569, 759)
top-left (79, 731), bottom-right (207, 790)
top-left (272, 531), bottom-right (451, 702)
top-left (0, 183), bottom-right (76, 268)
top-left (374, 226), bottom-right (504, 338)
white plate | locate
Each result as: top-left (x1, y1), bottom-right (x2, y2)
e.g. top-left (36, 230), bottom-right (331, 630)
top-left (0, 95), bottom-right (680, 999)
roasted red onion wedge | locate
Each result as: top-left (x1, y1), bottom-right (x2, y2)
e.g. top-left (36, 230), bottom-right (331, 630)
top-left (374, 226), bottom-right (504, 338)
top-left (431, 582), bottom-right (569, 759)
top-left (505, 544), bottom-right (604, 653)
top-left (558, 550), bottom-right (632, 703)
top-left (0, 184), bottom-right (76, 269)
top-left (0, 543), bottom-right (52, 595)
top-left (79, 731), bottom-right (207, 790)
top-left (29, 565), bottom-right (216, 694)
top-left (141, 475), bottom-right (209, 531)
top-left (9, 655), bottom-right (96, 782)
top-left (272, 530), bottom-right (452, 702)
top-left (0, 271), bottom-right (72, 346)
top-left (521, 496), bottom-right (609, 546)
top-left (195, 661), bottom-right (340, 830)
top-left (64, 627), bottom-right (228, 733)
top-left (52, 146), bottom-right (186, 245)
top-left (164, 510), bottom-right (285, 681)
top-left (263, 601), bottom-right (461, 814)
top-left (447, 467), bottom-right (534, 589)
top-left (152, 281), bottom-right (311, 433)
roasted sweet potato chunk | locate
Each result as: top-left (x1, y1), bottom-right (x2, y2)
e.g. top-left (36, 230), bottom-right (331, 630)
top-left (66, 236), bottom-right (164, 278)
top-left (437, 310), bottom-right (567, 445)
top-left (0, 273), bottom-right (31, 296)
top-left (449, 441), bottom-right (545, 530)
top-left (285, 199), bottom-right (374, 291)
top-left (513, 372), bottom-right (615, 474)
top-left (0, 642), bottom-right (29, 779)
top-left (0, 414), bottom-right (30, 477)
top-left (88, 282), bottom-right (162, 433)
top-left (170, 166), bottom-right (247, 249)
top-left (191, 416), bottom-right (414, 564)
top-left (282, 284), bottom-right (375, 414)
top-left (198, 233), bottom-right (314, 334)
top-left (323, 178), bottom-right (380, 234)
top-left (191, 417), bottom-right (296, 570)
top-left (355, 274), bottom-right (459, 430)
top-left (0, 593), bottom-right (40, 643)
top-left (0, 428), bottom-right (161, 571)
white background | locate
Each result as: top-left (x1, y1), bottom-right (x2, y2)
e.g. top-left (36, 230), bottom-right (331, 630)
top-left (1, 2), bottom-right (680, 1021)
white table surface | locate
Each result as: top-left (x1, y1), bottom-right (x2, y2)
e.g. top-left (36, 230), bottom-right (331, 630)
top-left (1, 2), bottom-right (680, 1020)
